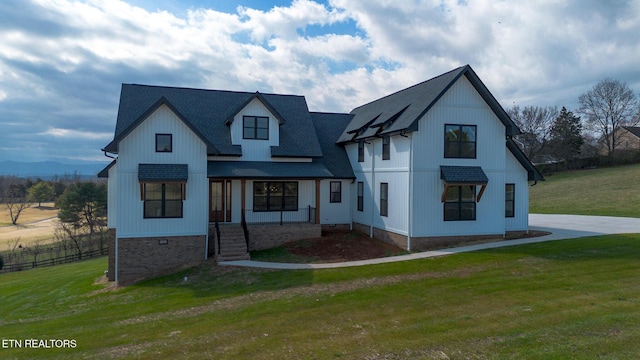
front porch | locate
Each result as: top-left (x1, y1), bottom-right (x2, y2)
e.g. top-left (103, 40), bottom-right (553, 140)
top-left (208, 178), bottom-right (322, 261)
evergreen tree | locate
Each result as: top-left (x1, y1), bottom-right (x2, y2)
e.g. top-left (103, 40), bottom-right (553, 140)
top-left (56, 182), bottom-right (107, 258)
top-left (549, 107), bottom-right (583, 169)
top-left (28, 182), bottom-right (55, 207)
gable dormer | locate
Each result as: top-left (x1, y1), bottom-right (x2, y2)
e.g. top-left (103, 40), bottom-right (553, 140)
top-left (224, 93), bottom-right (283, 160)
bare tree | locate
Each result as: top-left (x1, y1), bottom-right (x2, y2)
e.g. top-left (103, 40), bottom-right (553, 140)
top-left (578, 78), bottom-right (640, 157)
top-left (57, 221), bottom-right (89, 259)
top-left (25, 239), bottom-right (46, 265)
top-left (3, 181), bottom-right (32, 225)
top-left (4, 237), bottom-right (22, 270)
top-left (507, 105), bottom-right (559, 160)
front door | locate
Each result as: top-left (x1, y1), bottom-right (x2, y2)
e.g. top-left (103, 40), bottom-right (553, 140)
top-left (210, 179), bottom-right (232, 222)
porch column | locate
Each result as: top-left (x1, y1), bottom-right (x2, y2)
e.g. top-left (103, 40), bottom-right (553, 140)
top-left (241, 179), bottom-right (246, 212)
top-left (315, 179), bottom-right (320, 224)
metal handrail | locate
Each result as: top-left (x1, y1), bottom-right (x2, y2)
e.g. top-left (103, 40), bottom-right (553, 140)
top-left (241, 210), bottom-right (250, 253)
top-left (243, 207), bottom-right (314, 225)
top-left (214, 207), bottom-right (221, 255)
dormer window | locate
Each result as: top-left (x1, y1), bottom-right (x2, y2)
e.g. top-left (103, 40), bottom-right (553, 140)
top-left (156, 134), bottom-right (172, 152)
top-left (243, 116), bottom-right (269, 140)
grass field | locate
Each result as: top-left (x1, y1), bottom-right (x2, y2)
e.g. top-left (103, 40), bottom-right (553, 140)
top-left (530, 163), bottom-right (640, 217)
top-left (0, 203), bottom-right (58, 250)
top-left (2, 234), bottom-right (640, 359)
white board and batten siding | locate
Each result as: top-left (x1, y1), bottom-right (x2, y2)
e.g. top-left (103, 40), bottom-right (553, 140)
top-left (115, 104), bottom-right (209, 238)
top-left (346, 135), bottom-right (411, 235)
top-left (107, 162), bottom-right (118, 229)
top-left (319, 179), bottom-right (352, 225)
top-left (228, 98), bottom-right (281, 162)
top-left (411, 76), bottom-right (509, 237)
top-left (505, 149), bottom-right (530, 231)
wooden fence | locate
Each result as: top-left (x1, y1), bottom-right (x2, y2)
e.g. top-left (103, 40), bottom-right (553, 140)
top-left (0, 246), bottom-right (108, 274)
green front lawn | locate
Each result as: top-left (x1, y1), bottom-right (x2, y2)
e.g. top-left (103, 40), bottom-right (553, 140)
top-left (2, 234), bottom-right (640, 359)
top-left (530, 163), bottom-right (640, 217)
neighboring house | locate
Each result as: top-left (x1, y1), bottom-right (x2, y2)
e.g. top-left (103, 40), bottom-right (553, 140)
top-left (598, 126), bottom-right (640, 155)
top-left (100, 65), bottom-right (543, 285)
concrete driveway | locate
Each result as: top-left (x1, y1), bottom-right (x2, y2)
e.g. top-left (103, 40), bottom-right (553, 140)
top-left (221, 214), bottom-right (640, 270)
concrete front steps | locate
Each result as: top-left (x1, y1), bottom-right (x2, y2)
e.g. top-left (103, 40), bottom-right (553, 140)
top-left (215, 224), bottom-right (250, 262)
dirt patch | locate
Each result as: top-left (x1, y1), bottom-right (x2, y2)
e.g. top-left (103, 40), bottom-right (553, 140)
top-left (282, 230), bottom-right (407, 263)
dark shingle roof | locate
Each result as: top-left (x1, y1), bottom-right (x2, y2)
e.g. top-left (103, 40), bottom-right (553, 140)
top-left (310, 112), bottom-right (356, 179)
top-left (207, 161), bottom-right (333, 179)
top-left (506, 140), bottom-right (544, 181)
top-left (623, 126), bottom-right (640, 139)
top-left (138, 164), bottom-right (188, 182)
top-left (338, 65), bottom-right (521, 143)
top-left (440, 166), bottom-right (488, 184)
top-left (104, 85), bottom-right (322, 158)
top-left (97, 160), bottom-right (116, 178)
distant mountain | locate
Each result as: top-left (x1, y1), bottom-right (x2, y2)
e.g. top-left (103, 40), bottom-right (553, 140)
top-left (0, 161), bottom-right (110, 179)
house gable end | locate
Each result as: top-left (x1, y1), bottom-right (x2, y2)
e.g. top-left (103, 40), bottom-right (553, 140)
top-left (339, 65), bottom-right (521, 144)
top-left (224, 92), bottom-right (286, 126)
top-left (104, 95), bottom-right (217, 154)
top-left (506, 140), bottom-right (544, 181)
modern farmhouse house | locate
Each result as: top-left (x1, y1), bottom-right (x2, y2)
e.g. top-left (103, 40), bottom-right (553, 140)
top-left (100, 65), bottom-right (543, 285)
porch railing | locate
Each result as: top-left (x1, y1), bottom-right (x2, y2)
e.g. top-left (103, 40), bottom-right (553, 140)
top-left (214, 207), bottom-right (221, 255)
top-left (240, 209), bottom-right (250, 253)
top-left (244, 206), bottom-right (316, 225)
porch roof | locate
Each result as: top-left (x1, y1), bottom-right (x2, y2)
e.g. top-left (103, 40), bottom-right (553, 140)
top-left (138, 163), bottom-right (188, 182)
top-left (207, 161), bottom-right (334, 179)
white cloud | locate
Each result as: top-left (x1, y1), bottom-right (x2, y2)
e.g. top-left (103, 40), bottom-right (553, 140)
top-left (39, 128), bottom-right (112, 140)
top-left (0, 0), bottom-right (639, 162)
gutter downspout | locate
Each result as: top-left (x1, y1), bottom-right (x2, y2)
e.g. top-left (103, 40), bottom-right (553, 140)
top-left (407, 134), bottom-right (413, 251)
top-left (369, 141), bottom-right (375, 238)
top-left (102, 148), bottom-right (118, 286)
top-left (115, 237), bottom-right (118, 287)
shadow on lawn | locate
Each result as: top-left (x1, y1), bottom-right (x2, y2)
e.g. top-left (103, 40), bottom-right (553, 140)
top-left (134, 258), bottom-right (317, 298)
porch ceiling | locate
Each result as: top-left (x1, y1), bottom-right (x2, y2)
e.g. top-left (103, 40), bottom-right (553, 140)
top-left (207, 161), bottom-right (334, 179)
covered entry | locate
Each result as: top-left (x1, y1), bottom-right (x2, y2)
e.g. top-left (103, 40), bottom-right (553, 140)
top-left (210, 179), bottom-right (232, 222)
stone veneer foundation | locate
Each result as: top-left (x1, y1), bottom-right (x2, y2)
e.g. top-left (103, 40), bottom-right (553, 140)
top-left (109, 234), bottom-right (206, 286)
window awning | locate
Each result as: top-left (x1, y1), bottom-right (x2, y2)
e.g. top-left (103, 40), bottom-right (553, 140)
top-left (138, 164), bottom-right (188, 182)
top-left (440, 165), bottom-right (488, 202)
top-left (138, 164), bottom-right (188, 201)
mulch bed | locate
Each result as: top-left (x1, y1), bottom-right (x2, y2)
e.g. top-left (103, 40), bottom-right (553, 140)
top-left (283, 230), bottom-right (406, 262)
top-left (279, 229), bottom-right (551, 263)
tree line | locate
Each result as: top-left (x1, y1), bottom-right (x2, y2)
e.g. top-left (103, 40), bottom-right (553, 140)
top-left (507, 78), bottom-right (640, 171)
top-left (0, 175), bottom-right (107, 272)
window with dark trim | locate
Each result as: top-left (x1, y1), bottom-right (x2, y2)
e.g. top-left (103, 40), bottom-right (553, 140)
top-left (243, 116), bottom-right (269, 140)
top-left (505, 183), bottom-right (515, 218)
top-left (382, 136), bottom-right (390, 160)
top-left (330, 181), bottom-right (342, 203)
top-left (444, 124), bottom-right (476, 158)
top-left (358, 141), bottom-right (364, 162)
top-left (155, 134), bottom-right (172, 152)
top-left (143, 183), bottom-right (183, 218)
top-left (253, 181), bottom-right (298, 211)
top-left (357, 182), bottom-right (364, 212)
top-left (443, 185), bottom-right (476, 221)
top-left (380, 182), bottom-right (388, 217)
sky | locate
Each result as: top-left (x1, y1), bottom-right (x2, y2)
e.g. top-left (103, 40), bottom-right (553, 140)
top-left (1, 0), bottom-right (639, 164)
